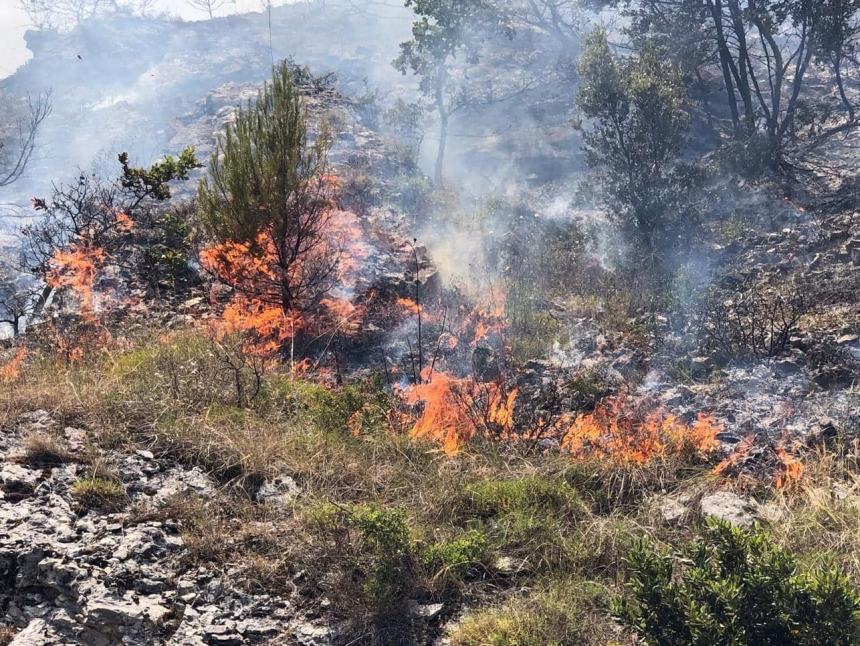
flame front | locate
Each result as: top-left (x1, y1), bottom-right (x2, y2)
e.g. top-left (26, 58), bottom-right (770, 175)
top-left (558, 395), bottom-right (721, 465)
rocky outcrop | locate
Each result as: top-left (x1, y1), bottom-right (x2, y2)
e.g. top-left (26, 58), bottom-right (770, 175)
top-left (0, 411), bottom-right (317, 645)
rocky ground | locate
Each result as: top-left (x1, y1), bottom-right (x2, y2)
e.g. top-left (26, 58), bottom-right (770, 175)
top-left (0, 410), bottom-right (312, 645)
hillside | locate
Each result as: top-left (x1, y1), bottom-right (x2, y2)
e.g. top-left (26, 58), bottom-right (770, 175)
top-left (2, 2), bottom-right (860, 645)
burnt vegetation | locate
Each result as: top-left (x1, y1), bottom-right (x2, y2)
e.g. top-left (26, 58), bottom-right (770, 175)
top-left (3, 0), bottom-right (860, 644)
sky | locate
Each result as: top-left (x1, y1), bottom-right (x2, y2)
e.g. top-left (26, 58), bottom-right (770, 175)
top-left (0, 1), bottom-right (288, 79)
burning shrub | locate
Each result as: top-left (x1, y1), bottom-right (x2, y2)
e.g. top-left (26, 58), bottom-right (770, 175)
top-left (557, 394), bottom-right (721, 466)
top-left (615, 518), bottom-right (860, 645)
top-left (701, 283), bottom-right (808, 362)
top-left (714, 435), bottom-right (806, 491)
top-left (403, 370), bottom-right (518, 455)
top-left (0, 347), bottom-right (27, 384)
top-left (23, 150), bottom-right (199, 294)
top-left (198, 63), bottom-right (338, 326)
top-left (198, 63), bottom-right (372, 364)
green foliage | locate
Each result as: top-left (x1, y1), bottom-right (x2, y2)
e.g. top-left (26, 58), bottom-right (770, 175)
top-left (198, 61), bottom-right (337, 314)
top-left (458, 477), bottom-right (588, 572)
top-left (119, 147), bottom-right (201, 202)
top-left (259, 375), bottom-right (392, 436)
top-left (393, 0), bottom-right (511, 181)
top-left (349, 505), bottom-right (415, 606)
top-left (351, 505), bottom-right (413, 555)
top-left (577, 29), bottom-right (701, 257)
top-left (615, 518), bottom-right (860, 645)
top-left (199, 61), bottom-right (328, 244)
top-left (70, 477), bottom-right (127, 512)
top-left (464, 476), bottom-right (585, 519)
top-left (140, 204), bottom-right (197, 290)
top-left (424, 529), bottom-right (489, 578)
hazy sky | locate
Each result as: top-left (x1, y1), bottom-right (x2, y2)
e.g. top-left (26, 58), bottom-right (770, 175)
top-left (0, 1), bottom-right (288, 79)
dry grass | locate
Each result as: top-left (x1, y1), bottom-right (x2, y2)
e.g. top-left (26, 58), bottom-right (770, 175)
top-left (0, 626), bottom-right (16, 646)
top-left (766, 441), bottom-right (860, 582)
top-left (7, 328), bottom-right (860, 643)
top-left (21, 432), bottom-right (75, 466)
top-left (449, 578), bottom-right (621, 646)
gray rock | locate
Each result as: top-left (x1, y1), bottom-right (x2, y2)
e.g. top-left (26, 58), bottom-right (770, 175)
top-left (409, 602), bottom-right (444, 620)
top-left (256, 475), bottom-right (300, 506)
top-left (700, 491), bottom-right (758, 528)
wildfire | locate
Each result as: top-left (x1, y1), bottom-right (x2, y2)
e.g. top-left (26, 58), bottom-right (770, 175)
top-left (714, 434), bottom-right (755, 476)
top-left (775, 442), bottom-right (804, 490)
top-left (114, 211), bottom-right (135, 231)
top-left (46, 244), bottom-right (107, 319)
top-left (216, 295), bottom-right (302, 358)
top-left (398, 298), bottom-right (420, 315)
top-left (200, 176), bottom-right (370, 361)
top-left (558, 395), bottom-right (722, 465)
top-left (459, 300), bottom-right (507, 347)
top-left (403, 369), bottom-right (518, 455)
top-left (0, 347), bottom-right (27, 384)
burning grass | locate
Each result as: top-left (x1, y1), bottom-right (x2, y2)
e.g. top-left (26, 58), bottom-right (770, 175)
top-left (5, 329), bottom-right (859, 643)
top-left (558, 394), bottom-right (721, 465)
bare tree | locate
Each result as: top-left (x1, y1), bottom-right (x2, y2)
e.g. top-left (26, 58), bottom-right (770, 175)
top-left (0, 263), bottom-right (40, 337)
top-left (18, 0), bottom-right (157, 30)
top-left (186, 0), bottom-right (232, 19)
top-left (0, 92), bottom-right (52, 189)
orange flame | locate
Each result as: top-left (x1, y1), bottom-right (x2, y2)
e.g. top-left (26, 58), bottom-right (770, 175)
top-left (200, 177), bottom-right (369, 361)
top-left (403, 370), bottom-right (517, 455)
top-left (714, 434), bottom-right (756, 475)
top-left (114, 211), bottom-right (134, 231)
top-left (0, 347), bottom-right (27, 384)
top-left (46, 244), bottom-right (106, 319)
top-left (558, 395), bottom-right (721, 465)
top-left (460, 300), bottom-right (507, 347)
top-left (775, 442), bottom-right (804, 490)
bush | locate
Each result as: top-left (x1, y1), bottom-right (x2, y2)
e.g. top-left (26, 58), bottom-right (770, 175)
top-left (701, 283), bottom-right (808, 361)
top-left (458, 477), bottom-right (588, 572)
top-left (349, 506), bottom-right (414, 605)
top-left (424, 530), bottom-right (490, 579)
top-left (615, 518), bottom-right (860, 645)
top-left (464, 477), bottom-right (585, 520)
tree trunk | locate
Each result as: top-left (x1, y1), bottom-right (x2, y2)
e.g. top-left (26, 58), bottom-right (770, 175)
top-left (434, 65), bottom-right (449, 185)
top-left (435, 114), bottom-right (448, 185)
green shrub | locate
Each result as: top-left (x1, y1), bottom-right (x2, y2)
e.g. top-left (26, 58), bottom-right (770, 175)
top-left (424, 530), bottom-right (490, 578)
top-left (459, 477), bottom-right (588, 573)
top-left (615, 518), bottom-right (860, 645)
top-left (70, 477), bottom-right (127, 512)
top-left (351, 505), bottom-right (412, 554)
top-left (349, 506), bottom-right (414, 606)
top-left (259, 376), bottom-right (391, 435)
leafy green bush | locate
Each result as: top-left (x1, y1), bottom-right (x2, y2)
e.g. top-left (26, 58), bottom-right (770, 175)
top-left (615, 518), bottom-right (860, 645)
top-left (349, 505), bottom-right (414, 606)
top-left (424, 530), bottom-right (489, 579)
